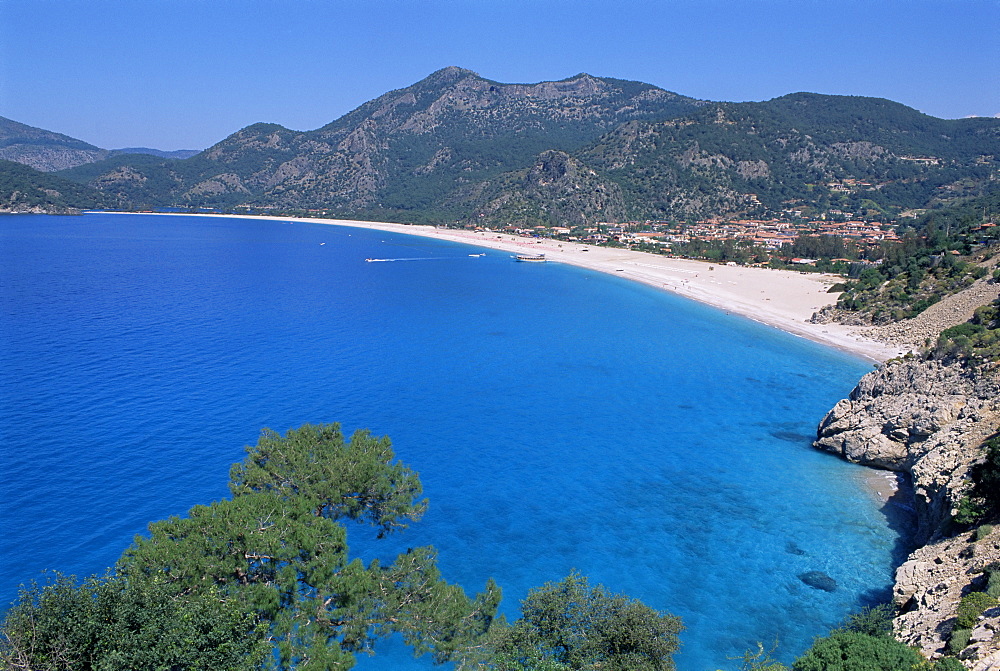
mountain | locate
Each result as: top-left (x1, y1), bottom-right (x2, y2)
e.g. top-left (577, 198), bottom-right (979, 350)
top-left (0, 116), bottom-right (201, 172)
top-left (110, 147), bottom-right (200, 159)
top-left (562, 93), bottom-right (1000, 222)
top-left (44, 70), bottom-right (1000, 225)
top-left (0, 159), bottom-right (106, 213)
top-left (55, 67), bottom-right (708, 215)
top-left (0, 116), bottom-right (110, 171)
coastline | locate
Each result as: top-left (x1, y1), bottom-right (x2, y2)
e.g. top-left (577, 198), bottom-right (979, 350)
top-left (105, 212), bottom-right (904, 363)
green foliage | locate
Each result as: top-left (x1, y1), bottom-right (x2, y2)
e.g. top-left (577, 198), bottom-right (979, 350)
top-left (0, 572), bottom-right (267, 671)
top-left (229, 423), bottom-right (427, 537)
top-left (955, 591), bottom-right (997, 628)
top-left (119, 422), bottom-right (500, 670)
top-left (474, 571), bottom-right (682, 671)
top-left (955, 493), bottom-right (991, 525)
top-left (955, 436), bottom-right (1000, 525)
top-left (975, 524), bottom-right (995, 541)
top-left (791, 631), bottom-right (925, 671)
top-left (948, 626), bottom-right (972, 655)
top-left (933, 298), bottom-right (1000, 364)
top-left (986, 568), bottom-right (1000, 599)
top-left (0, 159), bottom-right (106, 211)
top-left (838, 603), bottom-right (895, 638)
top-left (934, 657), bottom-right (967, 671)
top-left (728, 641), bottom-right (789, 671)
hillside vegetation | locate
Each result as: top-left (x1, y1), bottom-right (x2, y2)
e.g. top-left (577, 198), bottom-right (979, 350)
top-left (33, 68), bottom-right (994, 227)
top-left (0, 159), bottom-right (106, 213)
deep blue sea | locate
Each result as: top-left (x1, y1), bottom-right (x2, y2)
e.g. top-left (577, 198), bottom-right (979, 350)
top-left (1, 213), bottom-right (907, 669)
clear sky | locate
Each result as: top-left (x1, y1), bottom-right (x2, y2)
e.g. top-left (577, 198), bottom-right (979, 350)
top-left (1, 0), bottom-right (997, 151)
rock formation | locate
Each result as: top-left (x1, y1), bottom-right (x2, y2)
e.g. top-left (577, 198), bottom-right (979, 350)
top-left (815, 358), bottom-right (999, 544)
top-left (893, 526), bottom-right (1000, 666)
top-left (815, 356), bottom-right (1000, 665)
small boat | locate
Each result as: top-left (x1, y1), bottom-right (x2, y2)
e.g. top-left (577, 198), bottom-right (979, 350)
top-left (515, 253), bottom-right (546, 263)
top-left (469, 253), bottom-right (486, 257)
top-left (365, 258), bottom-right (374, 262)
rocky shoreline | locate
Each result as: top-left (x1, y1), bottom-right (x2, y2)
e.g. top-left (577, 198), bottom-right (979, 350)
top-left (814, 351), bottom-right (1000, 665)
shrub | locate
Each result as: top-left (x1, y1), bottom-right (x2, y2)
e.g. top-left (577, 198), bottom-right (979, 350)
top-left (934, 658), bottom-right (966, 671)
top-left (840, 603), bottom-right (895, 638)
top-left (986, 570), bottom-right (1000, 599)
top-left (956, 591), bottom-right (997, 628)
top-left (940, 323), bottom-right (987, 340)
top-left (948, 626), bottom-right (972, 654)
top-left (791, 631), bottom-right (924, 671)
top-left (976, 524), bottom-right (994, 541)
top-left (955, 495), bottom-right (988, 525)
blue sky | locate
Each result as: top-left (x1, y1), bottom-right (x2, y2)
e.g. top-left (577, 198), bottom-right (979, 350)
top-left (1, 0), bottom-right (997, 150)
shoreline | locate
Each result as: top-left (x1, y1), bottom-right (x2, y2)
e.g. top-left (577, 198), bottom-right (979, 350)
top-left (104, 212), bottom-right (904, 363)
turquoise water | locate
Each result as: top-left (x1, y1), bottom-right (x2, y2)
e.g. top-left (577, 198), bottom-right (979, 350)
top-left (0, 213), bottom-right (904, 669)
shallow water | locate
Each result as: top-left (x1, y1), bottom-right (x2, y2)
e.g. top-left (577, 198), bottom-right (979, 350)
top-left (0, 213), bottom-right (905, 669)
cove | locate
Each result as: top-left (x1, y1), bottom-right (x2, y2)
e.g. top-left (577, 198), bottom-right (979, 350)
top-left (0, 213), bottom-right (906, 669)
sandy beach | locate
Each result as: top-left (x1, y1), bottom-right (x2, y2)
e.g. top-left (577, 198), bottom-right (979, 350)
top-left (121, 213), bottom-right (905, 362)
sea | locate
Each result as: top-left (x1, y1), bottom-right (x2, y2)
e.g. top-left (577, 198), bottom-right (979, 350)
top-left (0, 212), bottom-right (910, 670)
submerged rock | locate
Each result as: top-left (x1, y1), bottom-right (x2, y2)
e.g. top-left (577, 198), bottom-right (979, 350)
top-left (799, 570), bottom-right (837, 592)
top-left (785, 541), bottom-right (807, 556)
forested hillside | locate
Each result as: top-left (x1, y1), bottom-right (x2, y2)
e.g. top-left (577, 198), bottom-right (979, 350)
top-left (53, 67), bottom-right (707, 217)
top-left (0, 159), bottom-right (106, 213)
top-left (565, 93), bottom-right (999, 223)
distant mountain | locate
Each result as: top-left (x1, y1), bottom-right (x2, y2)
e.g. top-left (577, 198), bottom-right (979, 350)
top-left (44, 69), bottom-right (1000, 225)
top-left (0, 116), bottom-right (201, 172)
top-left (0, 116), bottom-right (109, 171)
top-left (0, 159), bottom-right (106, 213)
top-left (55, 67), bottom-right (708, 214)
top-left (111, 147), bottom-right (200, 160)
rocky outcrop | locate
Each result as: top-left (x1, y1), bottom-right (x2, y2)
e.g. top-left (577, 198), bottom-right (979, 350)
top-left (815, 358), bottom-right (999, 544)
top-left (815, 357), bottom-right (1000, 666)
top-left (893, 527), bottom-right (1000, 666)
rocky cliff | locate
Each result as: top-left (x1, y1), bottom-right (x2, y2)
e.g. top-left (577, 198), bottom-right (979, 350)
top-left (815, 358), bottom-right (1000, 665)
top-left (815, 358), bottom-right (999, 544)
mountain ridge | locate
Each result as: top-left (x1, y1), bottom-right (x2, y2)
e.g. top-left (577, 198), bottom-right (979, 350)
top-left (3, 68), bottom-right (998, 221)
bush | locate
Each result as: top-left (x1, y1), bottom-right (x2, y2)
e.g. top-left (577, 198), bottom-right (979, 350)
top-left (934, 658), bottom-right (967, 671)
top-left (955, 495), bottom-right (988, 525)
top-left (940, 323), bottom-right (987, 340)
top-left (956, 591), bottom-right (997, 628)
top-left (976, 524), bottom-right (994, 541)
top-left (791, 631), bottom-right (924, 671)
top-left (986, 570), bottom-right (1000, 599)
top-left (840, 603), bottom-right (895, 638)
top-left (948, 626), bottom-right (972, 654)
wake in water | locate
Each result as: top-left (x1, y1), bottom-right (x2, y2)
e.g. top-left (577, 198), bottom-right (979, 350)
top-left (365, 255), bottom-right (485, 262)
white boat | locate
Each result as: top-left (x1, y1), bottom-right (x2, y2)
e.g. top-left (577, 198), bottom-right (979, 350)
top-left (514, 253), bottom-right (546, 263)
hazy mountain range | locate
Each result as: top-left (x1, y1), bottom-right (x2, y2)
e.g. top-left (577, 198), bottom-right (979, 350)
top-left (3, 66), bottom-right (998, 222)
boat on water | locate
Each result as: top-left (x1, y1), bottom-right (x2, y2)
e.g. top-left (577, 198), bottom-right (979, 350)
top-left (514, 253), bottom-right (546, 263)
